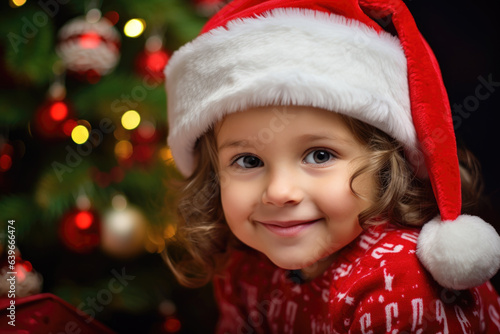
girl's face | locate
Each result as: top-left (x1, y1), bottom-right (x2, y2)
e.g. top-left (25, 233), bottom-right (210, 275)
top-left (216, 106), bottom-right (375, 275)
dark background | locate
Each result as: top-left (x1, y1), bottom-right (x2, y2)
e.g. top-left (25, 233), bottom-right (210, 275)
top-left (405, 0), bottom-right (500, 289)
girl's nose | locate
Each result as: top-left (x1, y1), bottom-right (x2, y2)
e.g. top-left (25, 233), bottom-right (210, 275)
top-left (261, 169), bottom-right (303, 207)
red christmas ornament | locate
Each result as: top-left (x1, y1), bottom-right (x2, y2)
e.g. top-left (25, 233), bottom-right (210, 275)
top-left (59, 209), bottom-right (100, 253)
top-left (135, 48), bottom-right (170, 83)
top-left (57, 14), bottom-right (121, 83)
top-left (32, 99), bottom-right (77, 140)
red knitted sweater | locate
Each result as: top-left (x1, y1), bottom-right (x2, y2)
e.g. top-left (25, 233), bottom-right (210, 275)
top-left (214, 224), bottom-right (500, 333)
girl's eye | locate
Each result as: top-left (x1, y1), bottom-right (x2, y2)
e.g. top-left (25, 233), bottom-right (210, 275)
top-left (304, 150), bottom-right (335, 165)
top-left (233, 155), bottom-right (263, 168)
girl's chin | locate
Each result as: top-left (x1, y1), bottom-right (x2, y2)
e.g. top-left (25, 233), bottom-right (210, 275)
top-left (269, 253), bottom-right (337, 280)
top-left (269, 257), bottom-right (321, 271)
top-left (267, 258), bottom-right (303, 270)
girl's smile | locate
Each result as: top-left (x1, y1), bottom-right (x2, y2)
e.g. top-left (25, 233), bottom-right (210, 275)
top-left (256, 219), bottom-right (320, 237)
top-left (216, 105), bottom-right (376, 278)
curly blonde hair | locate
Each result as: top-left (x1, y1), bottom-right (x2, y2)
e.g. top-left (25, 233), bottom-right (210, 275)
top-left (164, 114), bottom-right (483, 288)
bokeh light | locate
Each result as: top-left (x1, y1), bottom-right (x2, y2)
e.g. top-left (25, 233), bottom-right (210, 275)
top-left (164, 317), bottom-right (181, 333)
top-left (10, 0), bottom-right (27, 7)
top-left (124, 19), bottom-right (145, 38)
top-left (104, 11), bottom-right (120, 25)
top-left (115, 140), bottom-right (133, 159)
top-left (164, 225), bottom-right (176, 239)
top-left (0, 154), bottom-right (12, 172)
top-left (160, 147), bottom-right (174, 165)
top-left (79, 32), bottom-right (102, 49)
top-left (121, 110), bottom-right (141, 130)
top-left (71, 125), bottom-right (90, 144)
top-left (75, 211), bottom-right (93, 230)
top-left (49, 101), bottom-right (68, 121)
top-left (63, 119), bottom-right (78, 136)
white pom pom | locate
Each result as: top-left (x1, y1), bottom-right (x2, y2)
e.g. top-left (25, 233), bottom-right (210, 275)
top-left (417, 215), bottom-right (500, 290)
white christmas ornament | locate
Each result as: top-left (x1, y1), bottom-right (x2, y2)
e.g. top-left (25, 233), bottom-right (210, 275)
top-left (101, 205), bottom-right (147, 258)
top-left (57, 14), bottom-right (121, 76)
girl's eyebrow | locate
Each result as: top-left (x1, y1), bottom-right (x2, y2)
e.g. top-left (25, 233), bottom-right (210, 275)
top-left (217, 139), bottom-right (251, 151)
top-left (218, 133), bottom-right (354, 151)
top-left (297, 133), bottom-right (354, 145)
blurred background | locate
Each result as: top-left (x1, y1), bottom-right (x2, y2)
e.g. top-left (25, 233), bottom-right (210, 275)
top-left (0, 0), bottom-right (221, 332)
top-left (0, 0), bottom-right (499, 333)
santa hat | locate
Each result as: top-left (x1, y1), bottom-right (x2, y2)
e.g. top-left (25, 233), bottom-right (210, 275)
top-left (165, 0), bottom-right (500, 290)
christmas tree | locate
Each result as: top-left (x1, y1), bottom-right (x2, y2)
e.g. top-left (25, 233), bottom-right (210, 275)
top-left (0, 0), bottom-right (226, 332)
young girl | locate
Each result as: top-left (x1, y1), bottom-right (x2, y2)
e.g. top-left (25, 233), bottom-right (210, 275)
top-left (164, 0), bottom-right (500, 332)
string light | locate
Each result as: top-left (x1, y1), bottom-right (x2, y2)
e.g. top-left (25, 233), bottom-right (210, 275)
top-left (71, 125), bottom-right (90, 144)
top-left (164, 225), bottom-right (176, 239)
top-left (114, 140), bottom-right (133, 159)
top-left (75, 211), bottom-right (93, 230)
top-left (121, 110), bottom-right (141, 130)
top-left (10, 0), bottom-right (27, 7)
top-left (159, 147), bottom-right (174, 165)
top-left (124, 19), bottom-right (145, 38)
top-left (49, 101), bottom-right (68, 121)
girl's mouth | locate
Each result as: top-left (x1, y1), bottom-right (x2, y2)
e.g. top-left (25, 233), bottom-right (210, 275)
top-left (258, 219), bottom-right (320, 237)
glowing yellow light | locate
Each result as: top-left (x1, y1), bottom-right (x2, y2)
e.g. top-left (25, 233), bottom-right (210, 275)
top-left (164, 225), bottom-right (176, 239)
top-left (159, 147), bottom-right (174, 165)
top-left (114, 140), bottom-right (133, 159)
top-left (124, 19), bottom-right (145, 38)
top-left (145, 227), bottom-right (166, 253)
top-left (121, 110), bottom-right (141, 130)
top-left (11, 0), bottom-right (27, 7)
top-left (71, 125), bottom-right (90, 144)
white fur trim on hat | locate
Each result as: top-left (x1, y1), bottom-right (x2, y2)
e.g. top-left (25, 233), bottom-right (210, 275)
top-left (417, 215), bottom-right (500, 290)
top-left (166, 8), bottom-right (416, 177)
